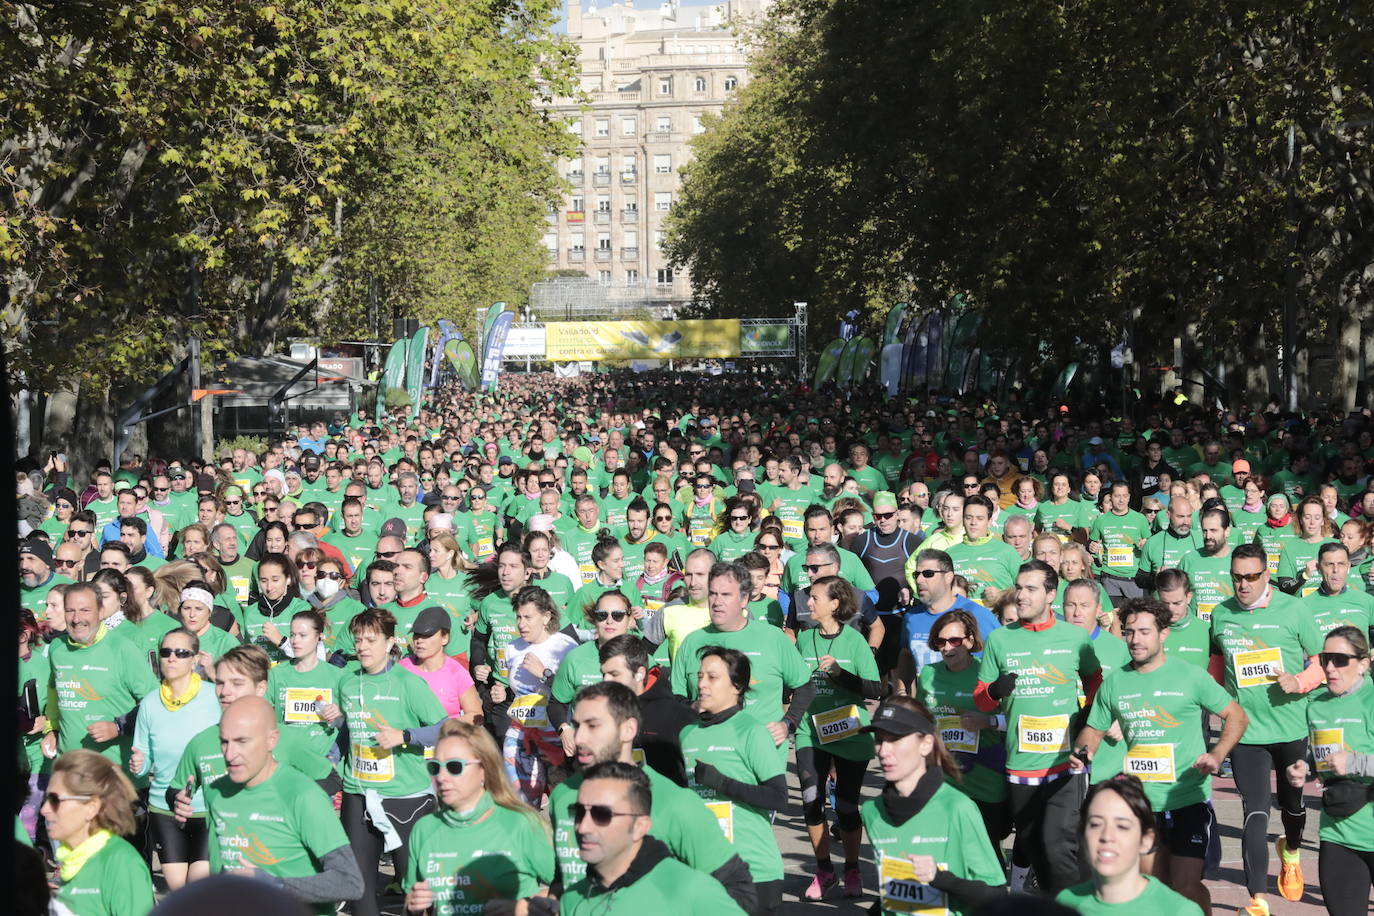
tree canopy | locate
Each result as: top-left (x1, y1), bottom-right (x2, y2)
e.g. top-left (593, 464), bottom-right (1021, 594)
top-left (666, 0), bottom-right (1374, 404)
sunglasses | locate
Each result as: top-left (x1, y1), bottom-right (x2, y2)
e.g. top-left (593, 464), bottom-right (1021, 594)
top-left (1230, 571), bottom-right (1265, 583)
top-left (931, 635), bottom-right (969, 649)
top-left (225, 499), bottom-right (242, 506)
top-left (1320, 651), bottom-right (1367, 668)
top-left (730, 514), bottom-right (750, 522)
top-left (471, 494), bottom-right (487, 500)
top-left (319, 571), bottom-right (345, 581)
top-left (298, 561), bottom-right (317, 569)
top-left (757, 543), bottom-right (780, 551)
top-left (962, 483), bottom-right (979, 489)
top-left (152, 486), bottom-right (170, 494)
top-left (53, 558), bottom-right (78, 568)
top-left (44, 792), bottom-right (92, 809)
top-left (591, 609), bottom-right (629, 623)
top-left (65, 529), bottom-right (92, 539)
top-left (159, 647), bottom-right (195, 659)
top-left (873, 511), bottom-right (895, 520)
top-left (654, 515), bottom-right (673, 522)
top-left (426, 757), bottom-right (480, 777)
top-left (912, 569), bottom-right (943, 579)
top-left (569, 803), bottom-right (643, 827)
top-left (376, 550), bottom-right (400, 559)
top-left (802, 563), bottom-right (832, 574)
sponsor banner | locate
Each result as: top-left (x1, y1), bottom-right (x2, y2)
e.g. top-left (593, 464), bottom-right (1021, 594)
top-left (502, 325), bottom-right (547, 358)
top-left (444, 339), bottom-right (478, 390)
top-left (544, 319), bottom-right (740, 361)
top-left (740, 322), bottom-right (792, 354)
top-left (376, 338), bottom-right (408, 416)
top-left (814, 337), bottom-right (846, 388)
top-left (405, 326), bottom-right (428, 417)
top-left (480, 310), bottom-right (515, 391)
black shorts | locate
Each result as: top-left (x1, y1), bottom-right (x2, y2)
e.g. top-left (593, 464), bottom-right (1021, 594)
top-left (1154, 801), bottom-right (1214, 860)
top-left (149, 811), bottom-right (209, 864)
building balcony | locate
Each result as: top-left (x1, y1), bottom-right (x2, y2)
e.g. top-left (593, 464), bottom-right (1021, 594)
top-left (620, 247), bottom-right (639, 259)
top-left (592, 172), bottom-right (611, 187)
top-left (620, 170), bottom-right (638, 185)
top-left (594, 249), bottom-right (611, 262)
top-left (567, 171), bottom-right (584, 185)
top-left (593, 210), bottom-right (611, 224)
top-left (568, 249), bottom-right (586, 262)
top-left (621, 208), bottom-right (639, 224)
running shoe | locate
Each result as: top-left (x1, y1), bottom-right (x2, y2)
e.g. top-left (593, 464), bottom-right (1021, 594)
top-left (804, 867), bottom-right (836, 900)
top-left (842, 867), bottom-right (862, 898)
top-left (1242, 893), bottom-right (1270, 916)
top-left (1276, 837), bottom-right (1304, 901)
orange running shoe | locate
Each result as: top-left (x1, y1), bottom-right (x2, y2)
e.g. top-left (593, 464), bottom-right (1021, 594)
top-left (1276, 837), bottom-right (1304, 901)
top-left (1242, 893), bottom-right (1271, 916)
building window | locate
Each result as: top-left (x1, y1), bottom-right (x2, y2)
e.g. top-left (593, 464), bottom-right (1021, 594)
top-left (597, 233), bottom-right (611, 250)
top-left (621, 117), bottom-right (636, 136)
top-left (656, 268), bottom-right (674, 285)
top-left (694, 76), bottom-right (707, 92)
top-left (571, 196), bottom-right (584, 211)
top-left (543, 233), bottom-right (557, 253)
top-left (621, 154), bottom-right (636, 173)
top-left (654, 230), bottom-right (665, 248)
top-left (596, 196), bottom-right (610, 212)
top-left (656, 116), bottom-right (671, 132)
top-left (623, 230), bottom-right (638, 249)
top-left (571, 232), bottom-right (585, 251)
top-left (595, 118), bottom-right (609, 137)
top-left (691, 115), bottom-right (704, 134)
top-left (653, 154), bottom-right (672, 174)
top-left (594, 157), bottom-right (610, 175)
top-left (598, 270), bottom-right (612, 284)
top-left (569, 119), bottom-right (583, 136)
top-left (568, 156), bottom-right (583, 177)
top-left (724, 76), bottom-right (738, 91)
top-left (626, 202), bottom-right (639, 213)
top-left (654, 192), bottom-right (672, 211)
top-left (626, 269), bottom-right (639, 284)
top-left (658, 77), bottom-right (672, 95)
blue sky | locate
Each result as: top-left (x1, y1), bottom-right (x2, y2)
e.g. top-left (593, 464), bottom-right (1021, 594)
top-left (556, 0), bottom-right (725, 32)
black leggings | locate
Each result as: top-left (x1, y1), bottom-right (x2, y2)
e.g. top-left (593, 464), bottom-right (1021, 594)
top-left (1319, 840), bottom-right (1374, 916)
top-left (795, 746), bottom-right (867, 831)
top-left (340, 792), bottom-right (437, 916)
top-left (753, 878), bottom-right (782, 916)
top-left (148, 811), bottom-right (208, 865)
top-left (977, 796), bottom-right (1014, 856)
top-left (1230, 739), bottom-right (1308, 897)
top-left (1007, 772), bottom-right (1088, 896)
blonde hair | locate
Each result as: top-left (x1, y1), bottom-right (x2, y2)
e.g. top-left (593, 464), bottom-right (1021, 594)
top-left (1060, 542), bottom-right (1096, 581)
top-left (153, 560), bottom-right (206, 614)
top-left (436, 720), bottom-right (548, 829)
top-left (52, 749), bottom-right (138, 836)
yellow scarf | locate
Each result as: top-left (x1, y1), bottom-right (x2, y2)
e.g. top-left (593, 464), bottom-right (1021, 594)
top-left (56, 829), bottom-right (111, 881)
top-left (160, 673), bottom-right (202, 712)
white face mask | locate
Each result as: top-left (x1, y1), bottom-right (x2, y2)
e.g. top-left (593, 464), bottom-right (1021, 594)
top-left (315, 577), bottom-right (341, 600)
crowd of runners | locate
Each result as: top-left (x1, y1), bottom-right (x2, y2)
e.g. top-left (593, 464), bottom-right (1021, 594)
top-left (12, 368), bottom-right (1374, 916)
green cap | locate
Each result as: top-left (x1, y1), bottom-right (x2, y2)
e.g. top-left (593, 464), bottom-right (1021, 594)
top-left (572, 446), bottom-right (595, 465)
top-left (873, 490), bottom-right (898, 512)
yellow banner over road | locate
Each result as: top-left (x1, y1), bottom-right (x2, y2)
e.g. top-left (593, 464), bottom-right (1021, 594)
top-left (544, 319), bottom-right (741, 361)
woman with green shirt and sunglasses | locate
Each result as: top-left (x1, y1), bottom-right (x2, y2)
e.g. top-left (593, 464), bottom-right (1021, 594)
top-left (403, 720), bottom-right (554, 916)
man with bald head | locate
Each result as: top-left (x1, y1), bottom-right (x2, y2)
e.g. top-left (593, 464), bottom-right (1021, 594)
top-left (1140, 496), bottom-right (1202, 590)
top-left (204, 696), bottom-right (362, 913)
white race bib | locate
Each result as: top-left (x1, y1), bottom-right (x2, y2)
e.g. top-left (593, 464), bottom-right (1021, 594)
top-left (1106, 543), bottom-right (1133, 568)
top-left (1312, 728), bottom-right (1346, 774)
top-left (936, 715), bottom-right (978, 754)
top-left (879, 854), bottom-right (947, 915)
top-left (283, 688), bottom-right (330, 724)
top-left (509, 692), bottom-right (550, 728)
top-left (1233, 647), bottom-right (1283, 688)
top-left (812, 705), bottom-right (862, 745)
top-left (1123, 743), bottom-right (1176, 782)
top-left (350, 743), bottom-right (394, 782)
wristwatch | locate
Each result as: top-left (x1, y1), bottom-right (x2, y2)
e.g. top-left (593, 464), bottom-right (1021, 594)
top-left (401, 728), bottom-right (412, 747)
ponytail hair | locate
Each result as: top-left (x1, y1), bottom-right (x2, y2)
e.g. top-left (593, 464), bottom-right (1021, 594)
top-left (881, 695), bottom-right (962, 782)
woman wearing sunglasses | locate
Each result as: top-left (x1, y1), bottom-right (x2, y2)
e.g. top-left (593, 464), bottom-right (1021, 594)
top-left (129, 628), bottom-right (221, 890)
top-left (679, 646), bottom-right (789, 916)
top-left (492, 585), bottom-right (577, 804)
top-left (550, 591), bottom-right (640, 756)
top-left (709, 497), bottom-right (759, 562)
top-left (42, 749), bottom-right (154, 916)
top-left (403, 720), bottom-right (554, 916)
top-left (1285, 626), bottom-right (1374, 916)
top-left (569, 534), bottom-right (644, 639)
top-left (914, 608), bottom-right (1011, 861)
top-left (861, 696), bottom-right (1007, 916)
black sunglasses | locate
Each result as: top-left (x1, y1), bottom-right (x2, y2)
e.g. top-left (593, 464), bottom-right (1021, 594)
top-left (913, 569), bottom-right (943, 579)
top-left (873, 511), bottom-right (895, 520)
top-left (65, 529), bottom-right (92, 539)
top-left (591, 609), bottom-right (629, 623)
top-left (569, 803), bottom-right (642, 827)
top-left (730, 514), bottom-right (750, 522)
top-left (1231, 571), bottom-right (1264, 583)
top-left (159, 647), bottom-right (195, 659)
top-left (802, 563), bottom-right (831, 574)
top-left (1321, 651), bottom-right (1367, 668)
top-left (426, 757), bottom-right (480, 777)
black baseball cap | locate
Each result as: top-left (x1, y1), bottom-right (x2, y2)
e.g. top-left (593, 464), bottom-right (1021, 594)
top-left (862, 701), bottom-right (935, 737)
top-left (411, 606), bottom-right (452, 636)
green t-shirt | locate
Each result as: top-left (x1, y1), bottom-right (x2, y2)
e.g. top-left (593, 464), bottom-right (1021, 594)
top-left (51, 833), bottom-right (155, 916)
top-left (338, 663), bottom-right (448, 796)
top-left (19, 647), bottom-right (51, 774)
top-left (549, 639), bottom-right (605, 705)
top-left (1140, 527), bottom-right (1202, 574)
top-left (48, 628), bottom-right (159, 768)
top-left (1305, 681), bottom-right (1374, 851)
top-left (708, 528), bottom-right (756, 562)
top-left (1056, 875), bottom-right (1203, 916)
top-left (1087, 656), bottom-right (1235, 811)
top-left (528, 569), bottom-right (577, 614)
top-left (562, 526), bottom-right (604, 584)
top-left (1034, 499), bottom-right (1084, 536)
top-left (322, 531), bottom-right (376, 584)
top-left (1165, 613), bottom-right (1212, 670)
top-left (977, 619), bottom-right (1101, 777)
top-left (862, 781), bottom-right (1008, 916)
top-left (769, 488), bottom-right (813, 548)
top-left (1209, 589), bottom-right (1323, 744)
top-left (945, 536), bottom-right (1022, 603)
top-left (267, 661), bottom-right (348, 760)
top-left (1089, 510), bottom-right (1151, 577)
top-left (680, 712), bottom-right (786, 881)
top-left (550, 765), bottom-right (731, 885)
top-left (916, 661), bottom-right (1007, 804)
top-left (404, 795), bottom-right (555, 912)
top-left (560, 850), bottom-right (746, 916)
top-left (206, 763), bottom-right (352, 915)
top-left (793, 625), bottom-right (878, 759)
top-left (476, 589), bottom-right (521, 685)
top-left (780, 546), bottom-right (875, 594)
top-left (1306, 586), bottom-right (1374, 637)
top-left (174, 714), bottom-right (330, 796)
top-left (1083, 630), bottom-right (1132, 785)
top-left (671, 618), bottom-right (811, 742)
top-left (109, 610), bottom-right (181, 665)
top-left (1178, 550), bottom-right (1234, 624)
top-left (239, 596), bottom-right (312, 663)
